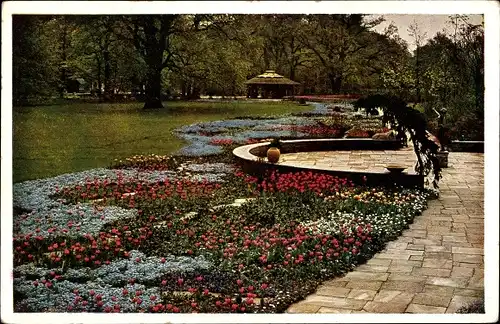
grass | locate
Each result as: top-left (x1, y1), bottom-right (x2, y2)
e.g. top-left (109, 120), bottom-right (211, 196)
top-left (13, 100), bottom-right (310, 183)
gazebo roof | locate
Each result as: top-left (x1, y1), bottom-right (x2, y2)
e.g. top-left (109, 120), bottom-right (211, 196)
top-left (245, 70), bottom-right (300, 86)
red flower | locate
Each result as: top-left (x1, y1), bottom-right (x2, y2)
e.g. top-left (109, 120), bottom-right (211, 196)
top-left (177, 278), bottom-right (184, 286)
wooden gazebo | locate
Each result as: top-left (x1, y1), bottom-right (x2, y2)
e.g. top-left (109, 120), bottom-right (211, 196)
top-left (245, 70), bottom-right (300, 99)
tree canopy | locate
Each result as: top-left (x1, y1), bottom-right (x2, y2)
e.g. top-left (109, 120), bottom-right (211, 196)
top-left (12, 13), bottom-right (483, 120)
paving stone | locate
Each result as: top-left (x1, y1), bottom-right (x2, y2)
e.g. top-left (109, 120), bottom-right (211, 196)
top-left (412, 293), bottom-right (452, 307)
top-left (347, 289), bottom-right (377, 301)
top-left (381, 280), bottom-right (425, 293)
top-left (373, 290), bottom-right (414, 304)
top-left (450, 267), bottom-right (474, 278)
top-left (443, 235), bottom-right (469, 242)
top-left (317, 307), bottom-right (352, 314)
top-left (385, 242), bottom-right (408, 250)
top-left (452, 254), bottom-right (483, 264)
top-left (422, 259), bottom-right (453, 269)
top-left (426, 234), bottom-right (444, 241)
top-left (426, 277), bottom-right (468, 288)
top-left (406, 303), bottom-right (446, 313)
top-left (383, 249), bottom-right (424, 256)
top-left (458, 262), bottom-right (482, 268)
top-left (315, 286), bottom-right (351, 297)
top-left (356, 264), bottom-right (390, 273)
top-left (373, 290), bottom-right (404, 303)
top-left (446, 295), bottom-right (481, 313)
top-left (321, 280), bottom-right (348, 287)
top-left (366, 258), bottom-right (392, 266)
top-left (412, 267), bottom-right (451, 277)
top-left (443, 242), bottom-right (473, 249)
top-left (473, 267), bottom-right (483, 277)
top-left (402, 230), bottom-right (427, 238)
top-left (452, 222), bottom-right (466, 228)
top-left (406, 244), bottom-right (425, 251)
top-left (388, 265), bottom-right (413, 273)
top-left (287, 302), bottom-right (321, 313)
top-left (345, 272), bottom-right (389, 281)
top-left (424, 245), bottom-right (449, 252)
top-left (467, 274), bottom-right (484, 289)
top-left (423, 284), bottom-right (455, 296)
top-left (388, 273), bottom-right (428, 282)
top-left (390, 259), bottom-right (423, 267)
top-left (409, 255), bottom-right (424, 261)
top-left (453, 288), bottom-right (483, 298)
top-left (424, 252), bottom-right (452, 259)
top-left (363, 301), bottom-right (409, 313)
top-left (451, 247), bottom-right (483, 255)
top-left (304, 295), bottom-right (367, 310)
top-left (413, 238), bottom-right (442, 246)
top-left (345, 280), bottom-right (383, 291)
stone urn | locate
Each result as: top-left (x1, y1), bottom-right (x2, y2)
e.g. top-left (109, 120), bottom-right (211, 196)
top-left (436, 150), bottom-right (449, 168)
top-left (267, 147), bottom-right (280, 163)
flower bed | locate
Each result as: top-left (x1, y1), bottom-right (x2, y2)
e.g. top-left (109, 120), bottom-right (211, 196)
top-left (13, 151), bottom-right (432, 313)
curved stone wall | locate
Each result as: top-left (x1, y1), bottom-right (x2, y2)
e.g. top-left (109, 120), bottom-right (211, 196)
top-left (233, 139), bottom-right (424, 188)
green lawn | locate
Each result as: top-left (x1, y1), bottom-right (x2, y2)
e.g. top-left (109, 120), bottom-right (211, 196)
top-left (13, 100), bottom-right (310, 183)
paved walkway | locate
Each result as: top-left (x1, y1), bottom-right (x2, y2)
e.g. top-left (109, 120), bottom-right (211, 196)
top-left (286, 152), bottom-right (484, 314)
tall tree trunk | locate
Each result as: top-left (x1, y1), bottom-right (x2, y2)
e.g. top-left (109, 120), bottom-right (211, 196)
top-left (96, 58), bottom-right (102, 98)
top-left (59, 20), bottom-right (68, 99)
top-left (328, 73), bottom-right (342, 94)
top-left (103, 50), bottom-right (112, 101)
top-left (143, 67), bottom-right (163, 109)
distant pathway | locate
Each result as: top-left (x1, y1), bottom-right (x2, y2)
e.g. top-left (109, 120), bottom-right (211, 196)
top-left (287, 152), bottom-right (484, 314)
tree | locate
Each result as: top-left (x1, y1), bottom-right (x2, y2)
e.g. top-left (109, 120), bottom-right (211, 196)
top-left (407, 20), bottom-right (428, 103)
top-left (119, 15), bottom-right (183, 109)
top-left (12, 15), bottom-right (58, 105)
top-left (72, 16), bottom-right (120, 100)
top-left (298, 14), bottom-right (390, 93)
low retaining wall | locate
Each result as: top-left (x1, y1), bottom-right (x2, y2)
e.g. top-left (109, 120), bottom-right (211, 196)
top-left (449, 140), bottom-right (484, 153)
top-left (233, 139), bottom-right (424, 188)
top-left (249, 138), bottom-right (403, 157)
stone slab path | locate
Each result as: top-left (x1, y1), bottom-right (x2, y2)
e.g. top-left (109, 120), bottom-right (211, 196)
top-left (286, 152), bottom-right (484, 314)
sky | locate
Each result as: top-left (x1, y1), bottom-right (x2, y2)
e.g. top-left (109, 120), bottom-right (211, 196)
top-left (368, 14), bottom-right (484, 51)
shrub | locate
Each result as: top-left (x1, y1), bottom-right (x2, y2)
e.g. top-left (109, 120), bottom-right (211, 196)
top-left (456, 299), bottom-right (485, 313)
